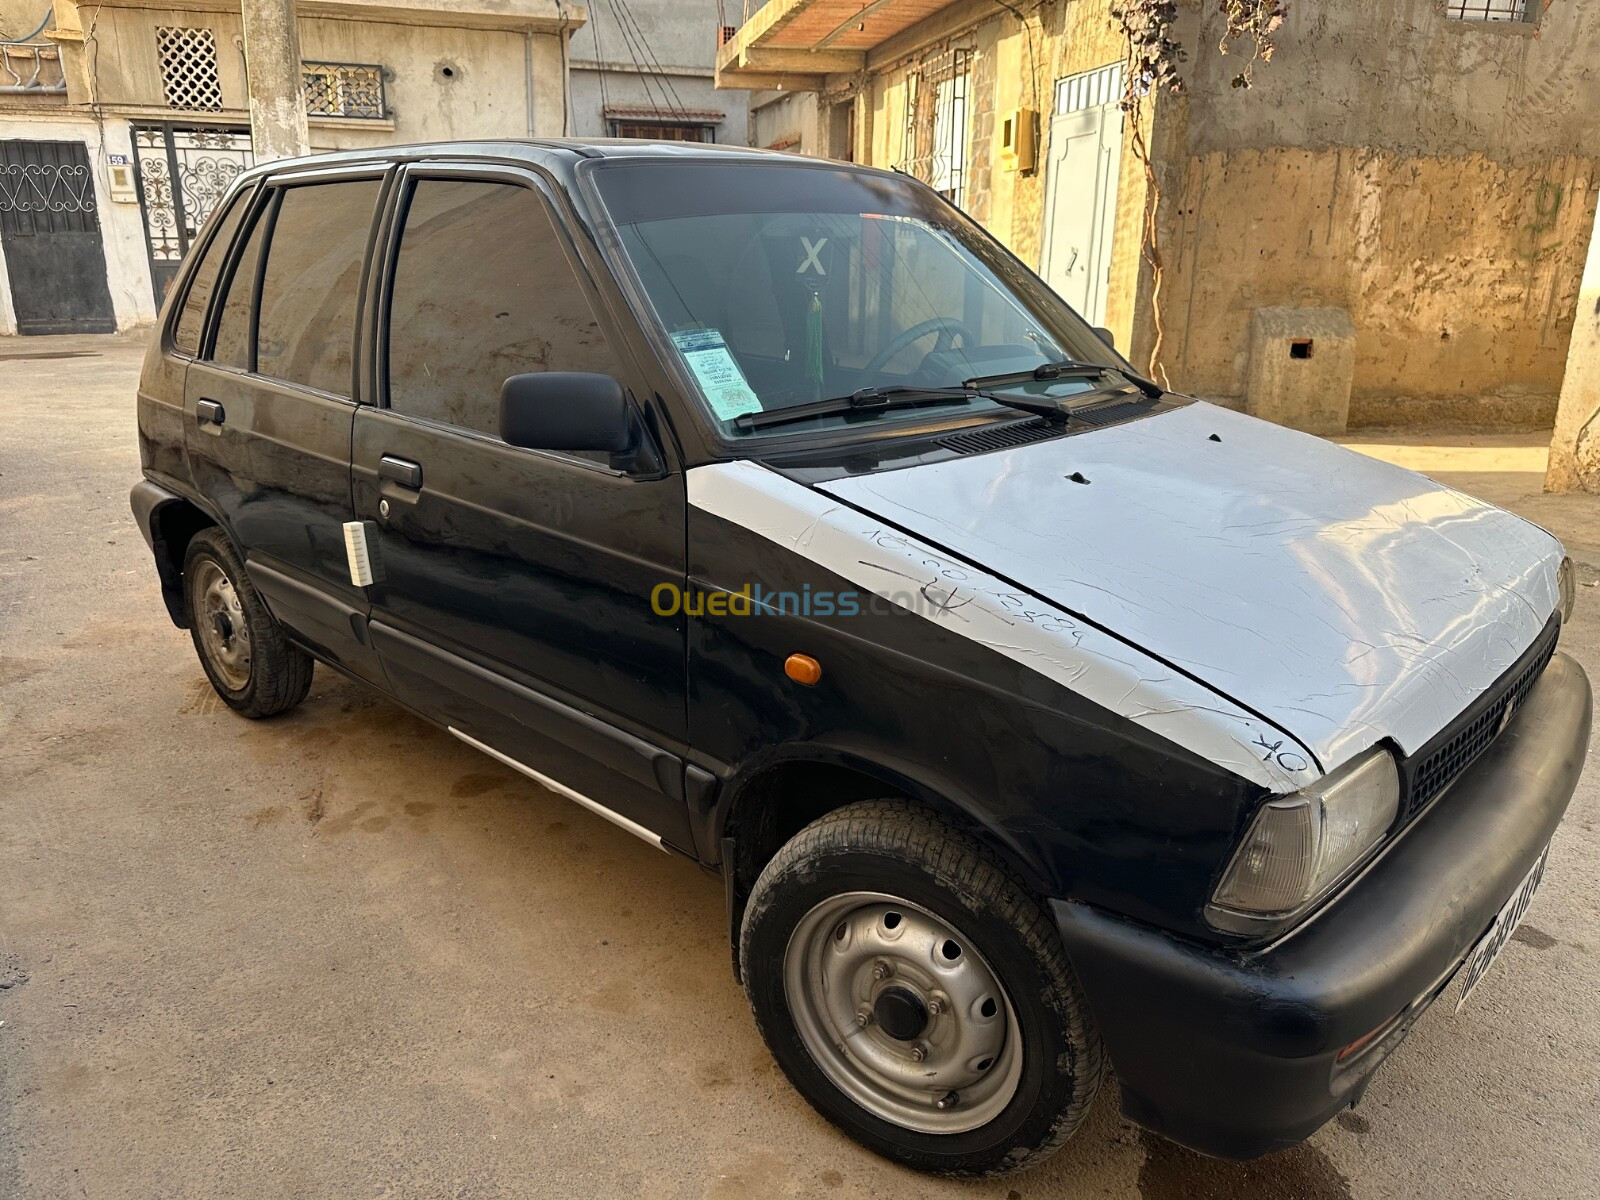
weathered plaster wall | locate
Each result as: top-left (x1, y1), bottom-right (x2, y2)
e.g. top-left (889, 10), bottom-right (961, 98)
top-left (1159, 0), bottom-right (1600, 426)
top-left (49, 5), bottom-right (569, 143)
top-left (749, 89), bottom-right (819, 152)
top-left (1162, 148), bottom-right (1595, 425)
top-left (303, 19), bottom-right (568, 148)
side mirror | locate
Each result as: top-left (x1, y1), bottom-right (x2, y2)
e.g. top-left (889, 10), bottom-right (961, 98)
top-left (500, 371), bottom-right (634, 454)
top-left (1093, 326), bottom-right (1116, 351)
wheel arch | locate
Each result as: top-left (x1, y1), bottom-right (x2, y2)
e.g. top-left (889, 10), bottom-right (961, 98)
top-left (713, 745), bottom-right (1058, 978)
top-left (130, 482), bottom-right (219, 628)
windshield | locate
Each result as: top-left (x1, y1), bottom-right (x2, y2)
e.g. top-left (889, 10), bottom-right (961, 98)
top-left (590, 161), bottom-right (1125, 439)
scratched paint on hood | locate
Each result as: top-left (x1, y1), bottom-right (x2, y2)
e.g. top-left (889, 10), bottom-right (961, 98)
top-left (688, 458), bottom-right (1317, 792)
top-left (817, 401), bottom-right (1562, 768)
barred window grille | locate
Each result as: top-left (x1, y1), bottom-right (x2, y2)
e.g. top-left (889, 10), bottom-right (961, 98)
top-left (157, 27), bottom-right (224, 112)
top-left (303, 62), bottom-right (387, 120)
top-left (1444, 0), bottom-right (1534, 21)
top-left (897, 48), bottom-right (972, 209)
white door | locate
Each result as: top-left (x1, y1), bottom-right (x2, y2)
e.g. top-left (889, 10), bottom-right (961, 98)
top-left (1039, 65), bottom-right (1124, 327)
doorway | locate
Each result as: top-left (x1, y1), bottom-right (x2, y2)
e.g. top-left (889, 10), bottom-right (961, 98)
top-left (1039, 64), bottom-right (1124, 326)
top-left (0, 139), bottom-right (116, 335)
top-left (130, 123), bottom-right (253, 305)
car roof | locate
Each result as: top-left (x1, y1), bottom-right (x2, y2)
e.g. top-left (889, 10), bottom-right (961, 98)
top-left (237, 137), bottom-right (824, 183)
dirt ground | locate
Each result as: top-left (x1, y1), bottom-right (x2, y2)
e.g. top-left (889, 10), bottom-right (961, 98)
top-left (3, 335), bottom-right (1599, 1199)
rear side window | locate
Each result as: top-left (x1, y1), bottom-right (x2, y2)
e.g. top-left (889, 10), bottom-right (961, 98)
top-left (173, 195), bottom-right (246, 356)
top-left (385, 178), bottom-right (616, 437)
top-left (255, 180), bottom-right (381, 397)
top-left (210, 200), bottom-right (271, 371)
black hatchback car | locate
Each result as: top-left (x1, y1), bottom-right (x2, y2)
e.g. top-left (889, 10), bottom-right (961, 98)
top-left (132, 141), bottom-right (1591, 1177)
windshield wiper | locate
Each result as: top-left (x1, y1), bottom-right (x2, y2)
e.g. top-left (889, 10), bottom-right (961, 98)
top-left (733, 379), bottom-right (1123, 432)
top-left (965, 359), bottom-right (1165, 399)
top-left (733, 385), bottom-right (980, 432)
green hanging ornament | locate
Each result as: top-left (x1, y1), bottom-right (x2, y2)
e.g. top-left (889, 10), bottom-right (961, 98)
top-left (805, 289), bottom-right (825, 392)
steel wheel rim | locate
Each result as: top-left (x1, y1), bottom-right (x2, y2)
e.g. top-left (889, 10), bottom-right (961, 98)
top-left (194, 559), bottom-right (252, 691)
top-left (783, 891), bottom-right (1024, 1134)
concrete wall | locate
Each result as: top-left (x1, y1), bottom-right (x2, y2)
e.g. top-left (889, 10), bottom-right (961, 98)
top-left (749, 88), bottom-right (819, 153)
top-left (567, 0), bottom-right (747, 145)
top-left (1157, 0), bottom-right (1600, 427)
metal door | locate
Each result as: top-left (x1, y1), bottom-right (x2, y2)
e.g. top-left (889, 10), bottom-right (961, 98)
top-left (131, 123), bottom-right (253, 305)
top-left (0, 139), bottom-right (116, 335)
top-left (1039, 64), bottom-right (1124, 326)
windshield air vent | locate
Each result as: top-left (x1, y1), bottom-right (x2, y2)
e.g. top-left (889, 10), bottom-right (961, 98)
top-left (936, 419), bottom-right (1062, 456)
top-left (1072, 399), bottom-right (1158, 428)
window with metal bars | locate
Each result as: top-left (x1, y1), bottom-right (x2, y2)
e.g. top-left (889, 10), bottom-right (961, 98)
top-left (302, 62), bottom-right (387, 119)
top-left (156, 27), bottom-right (223, 112)
top-left (897, 48), bottom-right (972, 210)
top-left (1443, 0), bottom-right (1535, 22)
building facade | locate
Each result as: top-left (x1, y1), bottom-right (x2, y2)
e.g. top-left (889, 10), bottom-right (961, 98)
top-left (717, 0), bottom-right (1600, 430)
top-left (0, 0), bottom-right (583, 335)
top-left (567, 1), bottom-right (749, 147)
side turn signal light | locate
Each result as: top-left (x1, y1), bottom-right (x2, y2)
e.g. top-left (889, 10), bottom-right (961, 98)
top-left (784, 653), bottom-right (822, 686)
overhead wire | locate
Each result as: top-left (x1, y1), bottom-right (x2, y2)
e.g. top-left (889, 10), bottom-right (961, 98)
top-left (603, 0), bottom-right (671, 121)
top-left (610, 0), bottom-right (690, 122)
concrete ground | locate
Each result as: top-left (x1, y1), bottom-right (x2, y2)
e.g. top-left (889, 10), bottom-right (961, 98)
top-left (2, 335), bottom-right (1599, 1200)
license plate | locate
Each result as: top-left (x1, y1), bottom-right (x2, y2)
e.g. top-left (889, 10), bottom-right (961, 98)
top-left (1455, 845), bottom-right (1550, 1012)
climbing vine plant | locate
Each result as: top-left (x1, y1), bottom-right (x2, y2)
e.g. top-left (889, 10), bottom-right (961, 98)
top-left (1107, 0), bottom-right (1290, 384)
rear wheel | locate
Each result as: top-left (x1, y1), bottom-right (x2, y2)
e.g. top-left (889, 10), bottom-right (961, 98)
top-left (183, 528), bottom-right (313, 718)
top-left (740, 800), bottom-right (1103, 1177)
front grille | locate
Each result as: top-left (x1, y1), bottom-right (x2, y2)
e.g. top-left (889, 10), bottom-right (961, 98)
top-left (1400, 616), bottom-right (1560, 820)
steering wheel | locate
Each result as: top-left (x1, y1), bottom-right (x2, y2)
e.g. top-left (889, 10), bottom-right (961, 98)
top-left (861, 316), bottom-right (976, 377)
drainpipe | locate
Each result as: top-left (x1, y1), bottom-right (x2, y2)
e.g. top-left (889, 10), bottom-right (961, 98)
top-left (524, 29), bottom-right (536, 137)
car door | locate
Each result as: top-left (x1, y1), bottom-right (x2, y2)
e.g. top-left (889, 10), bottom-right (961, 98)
top-left (350, 165), bottom-right (694, 852)
top-left (184, 167), bottom-right (389, 685)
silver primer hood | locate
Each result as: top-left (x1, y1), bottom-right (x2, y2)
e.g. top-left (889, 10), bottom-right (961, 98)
top-left (817, 402), bottom-right (1562, 770)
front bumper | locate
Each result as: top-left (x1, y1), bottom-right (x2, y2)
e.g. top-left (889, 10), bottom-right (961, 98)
top-left (1053, 651), bottom-right (1592, 1159)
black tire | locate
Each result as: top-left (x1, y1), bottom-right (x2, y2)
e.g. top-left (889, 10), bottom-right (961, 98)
top-left (182, 527), bottom-right (313, 718)
top-left (740, 800), bottom-right (1103, 1177)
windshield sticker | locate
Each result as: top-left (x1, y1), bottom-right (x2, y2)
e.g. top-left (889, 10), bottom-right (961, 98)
top-left (671, 329), bottom-right (762, 423)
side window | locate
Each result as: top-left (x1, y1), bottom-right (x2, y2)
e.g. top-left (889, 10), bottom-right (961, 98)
top-left (255, 180), bottom-right (381, 397)
top-left (386, 178), bottom-right (617, 438)
top-left (210, 197), bottom-right (272, 371)
top-left (173, 194), bottom-right (246, 356)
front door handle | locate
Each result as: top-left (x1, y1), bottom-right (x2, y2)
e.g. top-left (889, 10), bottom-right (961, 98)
top-left (378, 455), bottom-right (423, 489)
top-left (196, 398), bottom-right (225, 425)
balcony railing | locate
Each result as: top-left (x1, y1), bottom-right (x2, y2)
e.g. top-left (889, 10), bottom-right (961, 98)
top-left (1, 43), bottom-right (66, 96)
top-left (303, 61), bottom-right (387, 119)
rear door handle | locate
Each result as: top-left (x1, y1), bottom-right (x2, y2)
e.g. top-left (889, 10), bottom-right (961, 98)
top-left (196, 399), bottom-right (225, 425)
top-left (378, 455), bottom-right (423, 489)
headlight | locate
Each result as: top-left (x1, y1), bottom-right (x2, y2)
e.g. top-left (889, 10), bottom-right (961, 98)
top-left (1558, 556), bottom-right (1576, 623)
top-left (1208, 748), bottom-right (1399, 935)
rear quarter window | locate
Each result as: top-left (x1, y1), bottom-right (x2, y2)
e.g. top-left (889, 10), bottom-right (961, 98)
top-left (172, 195), bottom-right (246, 356)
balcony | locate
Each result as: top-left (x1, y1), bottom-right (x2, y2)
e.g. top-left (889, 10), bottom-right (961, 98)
top-left (715, 0), bottom-right (963, 90)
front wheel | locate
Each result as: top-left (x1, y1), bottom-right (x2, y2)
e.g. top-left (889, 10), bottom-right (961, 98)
top-left (739, 801), bottom-right (1103, 1177)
